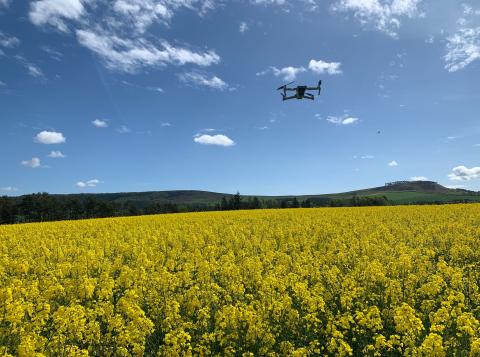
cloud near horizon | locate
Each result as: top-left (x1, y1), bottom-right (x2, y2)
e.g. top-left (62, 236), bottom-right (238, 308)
top-left (411, 176), bottom-right (428, 181)
top-left (1, 186), bottom-right (18, 192)
top-left (76, 178), bottom-right (100, 188)
top-left (448, 165), bottom-right (480, 181)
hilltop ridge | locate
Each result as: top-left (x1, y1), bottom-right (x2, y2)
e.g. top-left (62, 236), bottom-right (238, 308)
top-left (3, 181), bottom-right (479, 206)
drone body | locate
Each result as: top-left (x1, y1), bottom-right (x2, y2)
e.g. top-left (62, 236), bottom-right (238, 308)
top-left (277, 80), bottom-right (322, 101)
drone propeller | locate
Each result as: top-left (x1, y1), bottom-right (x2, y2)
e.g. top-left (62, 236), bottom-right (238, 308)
top-left (318, 80), bottom-right (322, 95)
top-left (277, 81), bottom-right (295, 90)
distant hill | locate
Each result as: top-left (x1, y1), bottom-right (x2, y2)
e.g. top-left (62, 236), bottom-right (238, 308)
top-left (2, 180), bottom-right (479, 225)
top-left (7, 180), bottom-right (480, 207)
top-left (306, 181), bottom-right (480, 205)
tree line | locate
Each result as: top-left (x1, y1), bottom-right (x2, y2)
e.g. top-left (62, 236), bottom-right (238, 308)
top-left (0, 193), bottom-right (188, 225)
top-left (0, 192), bottom-right (392, 225)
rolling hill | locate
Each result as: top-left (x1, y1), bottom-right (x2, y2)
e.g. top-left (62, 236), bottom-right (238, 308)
top-left (2, 180), bottom-right (479, 225)
top-left (11, 180), bottom-right (479, 207)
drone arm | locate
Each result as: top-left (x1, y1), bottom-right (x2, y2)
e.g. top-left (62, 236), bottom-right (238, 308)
top-left (306, 81), bottom-right (322, 92)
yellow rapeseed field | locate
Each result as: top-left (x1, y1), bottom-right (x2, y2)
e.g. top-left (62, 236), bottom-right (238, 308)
top-left (1, 205), bottom-right (480, 356)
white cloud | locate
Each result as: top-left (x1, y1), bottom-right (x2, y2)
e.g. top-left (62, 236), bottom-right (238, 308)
top-left (0, 0), bottom-right (9, 8)
top-left (252, 0), bottom-right (286, 4)
top-left (0, 186), bottom-right (18, 192)
top-left (326, 115), bottom-right (359, 125)
top-left (111, 0), bottom-right (218, 33)
top-left (48, 150), bottom-right (65, 158)
top-left (178, 71), bottom-right (228, 90)
top-left (445, 184), bottom-right (467, 189)
top-left (117, 125), bottom-right (131, 134)
top-left (258, 60), bottom-right (343, 81)
top-left (445, 26), bottom-right (480, 72)
top-left (239, 21), bottom-right (249, 33)
top-left (76, 29), bottom-right (220, 73)
top-left (21, 157), bottom-right (41, 168)
top-left (331, 0), bottom-right (424, 37)
top-left (257, 66), bottom-right (307, 81)
top-left (388, 160), bottom-right (398, 166)
top-left (15, 55), bottom-right (45, 78)
top-left (308, 59), bottom-right (343, 75)
top-left (29, 0), bottom-right (86, 32)
top-left (35, 131), bottom-right (66, 144)
top-left (26, 64), bottom-right (44, 78)
top-left (0, 32), bottom-right (20, 48)
top-left (113, 0), bottom-right (173, 33)
top-left (162, 40), bottom-right (220, 66)
top-left (342, 117), bottom-right (359, 125)
top-left (42, 46), bottom-right (64, 61)
top-left (122, 80), bottom-right (164, 93)
top-left (92, 119), bottom-right (108, 128)
top-left (411, 176), bottom-right (428, 181)
top-left (194, 134), bottom-right (235, 146)
top-left (448, 165), bottom-right (480, 181)
top-left (354, 155), bottom-right (375, 159)
top-left (29, 0), bottom-right (218, 34)
top-left (161, 122), bottom-right (171, 127)
top-left (76, 179), bottom-right (100, 188)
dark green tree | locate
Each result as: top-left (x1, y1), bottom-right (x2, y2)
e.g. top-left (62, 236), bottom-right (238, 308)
top-left (233, 191), bottom-right (241, 210)
top-left (251, 197), bottom-right (261, 209)
top-left (302, 198), bottom-right (312, 208)
top-left (126, 201), bottom-right (139, 216)
top-left (0, 197), bottom-right (17, 224)
top-left (291, 197), bottom-right (300, 208)
top-left (221, 196), bottom-right (229, 210)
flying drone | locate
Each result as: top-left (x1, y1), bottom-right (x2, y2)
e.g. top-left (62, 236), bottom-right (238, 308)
top-left (277, 80), bottom-right (322, 101)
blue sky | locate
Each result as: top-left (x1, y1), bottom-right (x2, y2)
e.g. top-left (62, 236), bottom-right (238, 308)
top-left (1, 0), bottom-right (480, 196)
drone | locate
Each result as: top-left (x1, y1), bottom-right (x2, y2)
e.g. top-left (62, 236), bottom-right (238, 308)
top-left (277, 80), bottom-right (322, 101)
